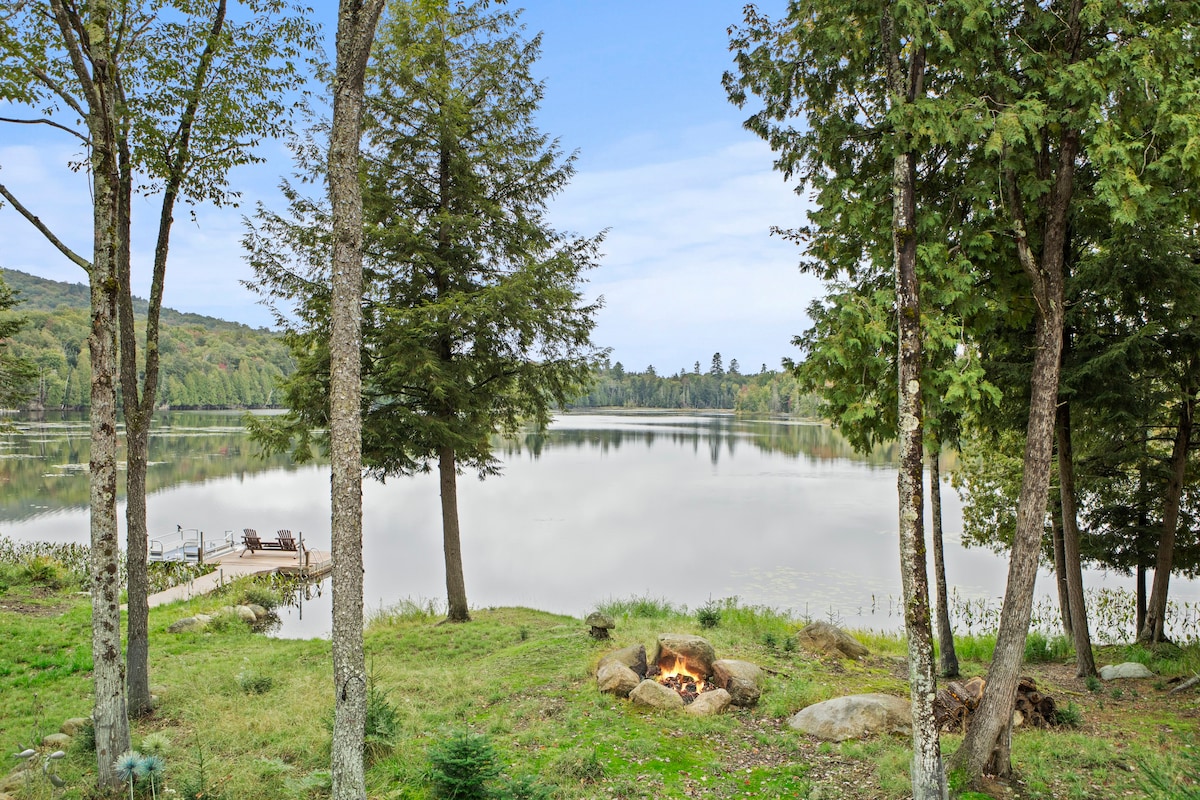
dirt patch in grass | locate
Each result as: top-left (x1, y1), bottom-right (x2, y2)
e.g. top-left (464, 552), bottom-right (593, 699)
top-left (0, 586), bottom-right (71, 616)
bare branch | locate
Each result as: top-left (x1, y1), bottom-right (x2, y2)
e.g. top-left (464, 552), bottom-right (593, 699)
top-left (0, 115), bottom-right (90, 144)
top-left (0, 180), bottom-right (92, 273)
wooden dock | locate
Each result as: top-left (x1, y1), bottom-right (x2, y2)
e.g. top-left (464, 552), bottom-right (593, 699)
top-left (146, 548), bottom-right (332, 608)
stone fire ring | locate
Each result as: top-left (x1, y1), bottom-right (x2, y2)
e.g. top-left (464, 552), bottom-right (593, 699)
top-left (594, 633), bottom-right (763, 716)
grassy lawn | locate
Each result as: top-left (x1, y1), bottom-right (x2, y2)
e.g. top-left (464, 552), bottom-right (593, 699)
top-left (2, 559), bottom-right (1199, 799)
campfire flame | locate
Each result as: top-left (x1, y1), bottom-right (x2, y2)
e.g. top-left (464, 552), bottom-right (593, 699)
top-left (653, 655), bottom-right (709, 703)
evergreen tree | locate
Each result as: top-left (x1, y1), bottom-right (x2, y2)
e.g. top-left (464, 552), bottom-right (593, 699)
top-left (0, 275), bottom-right (36, 410)
top-left (247, 0), bottom-right (603, 624)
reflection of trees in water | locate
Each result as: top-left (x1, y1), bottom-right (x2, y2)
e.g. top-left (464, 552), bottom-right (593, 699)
top-left (0, 411), bottom-right (315, 522)
top-left (495, 415), bottom-right (896, 466)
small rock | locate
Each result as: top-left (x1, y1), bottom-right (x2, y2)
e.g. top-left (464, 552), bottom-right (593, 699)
top-left (712, 659), bottom-right (762, 708)
top-left (597, 644), bottom-right (648, 678)
top-left (788, 693), bottom-right (911, 741)
top-left (629, 679), bottom-right (685, 710)
top-left (248, 604), bottom-right (269, 619)
top-left (586, 611), bottom-right (615, 639)
top-left (60, 717), bottom-right (91, 736)
top-left (686, 688), bottom-right (732, 716)
top-left (1099, 662), bottom-right (1154, 680)
top-left (41, 733), bottom-right (71, 749)
top-left (167, 617), bottom-right (205, 633)
top-left (596, 662), bottom-right (640, 697)
top-left (235, 605), bottom-right (257, 622)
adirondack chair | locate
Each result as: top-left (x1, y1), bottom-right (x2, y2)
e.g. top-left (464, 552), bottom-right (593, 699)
top-left (240, 528), bottom-right (282, 556)
top-left (276, 530), bottom-right (298, 552)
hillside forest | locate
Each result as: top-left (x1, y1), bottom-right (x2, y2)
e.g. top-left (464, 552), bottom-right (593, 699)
top-left (0, 267), bottom-right (815, 414)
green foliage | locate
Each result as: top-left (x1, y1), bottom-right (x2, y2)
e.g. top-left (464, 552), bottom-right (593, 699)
top-left (0, 272), bottom-right (37, 409)
top-left (1138, 739), bottom-right (1200, 799)
top-left (365, 677), bottom-right (401, 752)
top-left (594, 594), bottom-right (683, 620)
top-left (1024, 632), bottom-right (1073, 663)
top-left (236, 668), bottom-right (274, 695)
top-left (1055, 701), bottom-right (1083, 728)
top-left (246, 0), bottom-right (603, 489)
top-left (1085, 675), bottom-right (1103, 693)
top-left (427, 731), bottom-right (502, 800)
top-left (1, 269), bottom-right (294, 410)
top-left (696, 601), bottom-right (722, 629)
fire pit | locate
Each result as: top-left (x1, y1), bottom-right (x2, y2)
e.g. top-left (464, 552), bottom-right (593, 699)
top-left (595, 633), bottom-right (763, 715)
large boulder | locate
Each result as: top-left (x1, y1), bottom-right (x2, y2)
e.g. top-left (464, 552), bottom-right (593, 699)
top-left (796, 621), bottom-right (869, 660)
top-left (629, 679), bottom-right (685, 710)
top-left (686, 688), bottom-right (732, 717)
top-left (788, 694), bottom-right (911, 741)
top-left (1100, 662), bottom-right (1154, 680)
top-left (652, 634), bottom-right (716, 678)
top-left (598, 644), bottom-right (648, 678)
top-left (167, 616), bottom-right (206, 633)
top-left (596, 661), bottom-right (640, 698)
top-left (711, 659), bottom-right (762, 708)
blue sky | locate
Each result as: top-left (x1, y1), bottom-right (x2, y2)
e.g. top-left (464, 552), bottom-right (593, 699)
top-left (0, 0), bottom-right (817, 374)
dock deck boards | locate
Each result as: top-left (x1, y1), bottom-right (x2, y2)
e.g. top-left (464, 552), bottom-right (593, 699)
top-left (146, 548), bottom-right (331, 608)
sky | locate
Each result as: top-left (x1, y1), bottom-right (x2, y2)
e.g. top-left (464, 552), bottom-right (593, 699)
top-left (0, 0), bottom-right (819, 375)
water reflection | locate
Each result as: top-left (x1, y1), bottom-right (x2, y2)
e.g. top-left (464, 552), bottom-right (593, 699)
top-left (0, 411), bottom-right (314, 523)
top-left (498, 412), bottom-right (897, 467)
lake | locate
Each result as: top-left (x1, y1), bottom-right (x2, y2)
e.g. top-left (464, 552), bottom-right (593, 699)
top-left (0, 410), bottom-right (1185, 639)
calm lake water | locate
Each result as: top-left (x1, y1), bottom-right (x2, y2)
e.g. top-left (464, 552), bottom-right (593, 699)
top-left (0, 410), bottom-right (1187, 639)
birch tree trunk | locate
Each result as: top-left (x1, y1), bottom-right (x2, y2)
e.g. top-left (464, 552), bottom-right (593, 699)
top-left (882, 6), bottom-right (944, 795)
top-left (328, 1), bottom-right (384, 798)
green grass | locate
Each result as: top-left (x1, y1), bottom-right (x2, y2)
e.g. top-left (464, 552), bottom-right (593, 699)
top-left (4, 589), bottom-right (1200, 799)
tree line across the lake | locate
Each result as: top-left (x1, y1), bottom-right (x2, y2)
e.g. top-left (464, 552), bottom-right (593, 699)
top-left (0, 268), bottom-right (823, 415)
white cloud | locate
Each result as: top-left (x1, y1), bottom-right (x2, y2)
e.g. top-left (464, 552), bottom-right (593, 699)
top-left (550, 136), bottom-right (821, 372)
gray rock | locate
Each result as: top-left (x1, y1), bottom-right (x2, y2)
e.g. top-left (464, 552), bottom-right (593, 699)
top-left (686, 688), bottom-right (732, 717)
top-left (248, 604), bottom-right (270, 619)
top-left (235, 605), bottom-right (258, 622)
top-left (1099, 662), bottom-right (1154, 680)
top-left (712, 659), bottom-right (762, 708)
top-left (629, 679), bottom-right (685, 710)
top-left (652, 633), bottom-right (716, 678)
top-left (41, 733), bottom-right (71, 749)
top-left (586, 611), bottom-right (616, 639)
top-left (796, 621), bottom-right (869, 660)
top-left (788, 694), bottom-right (911, 742)
top-left (596, 662), bottom-right (640, 697)
top-left (597, 644), bottom-right (648, 678)
top-left (167, 616), bottom-right (206, 633)
top-left (60, 717), bottom-right (91, 736)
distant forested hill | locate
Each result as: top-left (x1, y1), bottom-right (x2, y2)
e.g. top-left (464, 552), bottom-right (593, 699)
top-left (2, 268), bottom-right (294, 410)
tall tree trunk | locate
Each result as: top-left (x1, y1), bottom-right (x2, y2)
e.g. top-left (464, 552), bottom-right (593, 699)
top-left (1050, 491), bottom-right (1073, 639)
top-left (440, 445), bottom-right (471, 622)
top-left (47, 0), bottom-right (133, 784)
top-left (1136, 564), bottom-right (1147, 636)
top-left (1140, 377), bottom-right (1195, 643)
top-left (121, 0), bottom-right (228, 718)
top-left (929, 451), bottom-right (959, 678)
top-left (952, 27), bottom-right (1081, 772)
top-left (328, 2), bottom-right (384, 799)
top-left (1056, 403), bottom-right (1095, 676)
top-left (883, 10), bottom-right (943, 795)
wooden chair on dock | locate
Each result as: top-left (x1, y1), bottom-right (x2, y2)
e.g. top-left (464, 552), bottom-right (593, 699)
top-left (276, 530), bottom-right (298, 552)
top-left (240, 528), bottom-right (282, 556)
